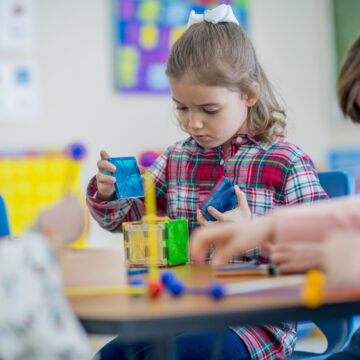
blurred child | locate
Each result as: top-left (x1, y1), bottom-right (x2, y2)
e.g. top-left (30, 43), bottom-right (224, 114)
top-left (0, 195), bottom-right (92, 360)
top-left (87, 4), bottom-right (327, 360)
top-left (191, 31), bottom-right (360, 360)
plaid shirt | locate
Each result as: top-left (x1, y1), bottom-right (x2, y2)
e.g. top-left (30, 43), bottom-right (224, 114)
top-left (87, 133), bottom-right (328, 360)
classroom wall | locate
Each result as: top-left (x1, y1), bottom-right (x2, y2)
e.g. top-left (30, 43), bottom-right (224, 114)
top-left (1, 0), bottom-right (359, 245)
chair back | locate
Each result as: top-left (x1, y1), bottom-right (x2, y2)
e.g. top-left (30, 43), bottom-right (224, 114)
top-left (0, 194), bottom-right (10, 237)
top-left (318, 170), bottom-right (355, 198)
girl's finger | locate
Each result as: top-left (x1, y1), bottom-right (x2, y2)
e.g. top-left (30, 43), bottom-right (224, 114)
top-left (100, 150), bottom-right (110, 160)
top-left (196, 209), bottom-right (208, 226)
top-left (96, 172), bottom-right (116, 184)
top-left (207, 206), bottom-right (225, 221)
top-left (97, 159), bottom-right (116, 173)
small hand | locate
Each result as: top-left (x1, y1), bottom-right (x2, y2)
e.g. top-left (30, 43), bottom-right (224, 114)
top-left (95, 150), bottom-right (116, 200)
top-left (197, 185), bottom-right (251, 227)
top-left (36, 195), bottom-right (85, 245)
top-left (269, 242), bottom-right (324, 274)
top-left (191, 215), bottom-right (274, 266)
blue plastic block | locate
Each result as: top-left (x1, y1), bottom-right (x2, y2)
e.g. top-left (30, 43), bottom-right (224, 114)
top-left (103, 157), bottom-right (144, 199)
top-left (201, 177), bottom-right (237, 221)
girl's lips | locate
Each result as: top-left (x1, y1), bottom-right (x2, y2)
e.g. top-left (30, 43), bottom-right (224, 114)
top-left (193, 135), bottom-right (211, 141)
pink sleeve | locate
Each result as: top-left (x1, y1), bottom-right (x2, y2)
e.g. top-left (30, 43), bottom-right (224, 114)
top-left (274, 195), bottom-right (360, 244)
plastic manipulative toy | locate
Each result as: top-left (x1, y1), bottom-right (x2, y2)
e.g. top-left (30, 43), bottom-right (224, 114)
top-left (215, 261), bottom-right (278, 277)
top-left (103, 157), bottom-right (144, 199)
top-left (138, 151), bottom-right (162, 168)
top-left (201, 177), bottom-right (237, 221)
top-left (161, 271), bottom-right (225, 300)
top-left (123, 218), bottom-right (189, 267)
top-left (302, 270), bottom-right (325, 308)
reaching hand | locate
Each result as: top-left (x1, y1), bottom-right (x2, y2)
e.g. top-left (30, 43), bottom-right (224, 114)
top-left (191, 215), bottom-right (275, 266)
top-left (197, 185), bottom-right (251, 227)
top-left (269, 242), bottom-right (324, 274)
top-left (95, 150), bottom-right (116, 200)
top-left (36, 195), bottom-right (85, 245)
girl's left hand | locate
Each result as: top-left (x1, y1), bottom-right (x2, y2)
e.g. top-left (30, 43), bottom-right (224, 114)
top-left (197, 185), bottom-right (251, 226)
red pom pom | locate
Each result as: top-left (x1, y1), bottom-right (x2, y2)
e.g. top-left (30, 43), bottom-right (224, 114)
top-left (147, 280), bottom-right (164, 298)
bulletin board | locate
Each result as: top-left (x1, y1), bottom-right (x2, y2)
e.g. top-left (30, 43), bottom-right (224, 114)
top-left (113, 0), bottom-right (249, 94)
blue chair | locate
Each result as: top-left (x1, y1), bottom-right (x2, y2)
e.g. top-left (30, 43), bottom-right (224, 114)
top-left (0, 194), bottom-right (10, 237)
top-left (292, 170), bottom-right (359, 359)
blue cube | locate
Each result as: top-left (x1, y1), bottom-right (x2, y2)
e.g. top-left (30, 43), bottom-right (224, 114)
top-left (104, 157), bottom-right (144, 199)
top-left (201, 177), bottom-right (237, 221)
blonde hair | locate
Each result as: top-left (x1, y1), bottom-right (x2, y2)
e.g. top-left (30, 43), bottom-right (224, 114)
top-left (338, 34), bottom-right (360, 123)
top-left (166, 22), bottom-right (286, 142)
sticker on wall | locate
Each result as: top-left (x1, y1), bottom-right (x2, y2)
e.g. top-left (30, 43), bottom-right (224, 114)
top-left (0, 61), bottom-right (39, 119)
top-left (0, 0), bottom-right (36, 50)
top-left (113, 0), bottom-right (249, 94)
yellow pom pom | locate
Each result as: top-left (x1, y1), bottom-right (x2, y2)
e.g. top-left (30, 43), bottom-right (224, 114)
top-left (302, 270), bottom-right (326, 308)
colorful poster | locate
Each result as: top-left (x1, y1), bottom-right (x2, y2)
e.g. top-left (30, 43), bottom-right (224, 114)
top-left (113, 0), bottom-right (249, 94)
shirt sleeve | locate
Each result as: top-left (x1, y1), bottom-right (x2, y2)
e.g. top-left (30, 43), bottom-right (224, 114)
top-left (274, 195), bottom-right (360, 244)
top-left (86, 148), bottom-right (170, 232)
top-left (0, 232), bottom-right (92, 360)
top-left (282, 154), bottom-right (328, 205)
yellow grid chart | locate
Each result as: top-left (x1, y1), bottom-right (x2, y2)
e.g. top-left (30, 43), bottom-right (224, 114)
top-left (0, 152), bottom-right (87, 248)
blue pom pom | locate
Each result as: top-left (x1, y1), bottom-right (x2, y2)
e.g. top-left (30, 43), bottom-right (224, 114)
top-left (129, 277), bottom-right (145, 287)
top-left (168, 280), bottom-right (185, 297)
top-left (161, 271), bottom-right (176, 286)
top-left (209, 283), bottom-right (225, 300)
top-left (66, 143), bottom-right (87, 161)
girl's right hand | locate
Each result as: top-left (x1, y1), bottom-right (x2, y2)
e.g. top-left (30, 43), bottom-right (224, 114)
top-left (95, 150), bottom-right (117, 200)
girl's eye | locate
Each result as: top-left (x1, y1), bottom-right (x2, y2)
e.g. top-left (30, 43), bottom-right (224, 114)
top-left (176, 106), bottom-right (188, 111)
top-left (203, 109), bottom-right (218, 115)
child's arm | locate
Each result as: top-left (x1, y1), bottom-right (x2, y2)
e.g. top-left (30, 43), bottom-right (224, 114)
top-left (86, 149), bottom-right (170, 232)
top-left (282, 154), bottom-right (328, 205)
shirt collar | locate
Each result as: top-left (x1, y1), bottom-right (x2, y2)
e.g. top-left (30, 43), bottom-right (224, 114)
top-left (184, 133), bottom-right (275, 152)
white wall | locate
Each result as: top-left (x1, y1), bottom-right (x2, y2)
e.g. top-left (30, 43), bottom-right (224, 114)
top-left (1, 0), bottom-right (359, 245)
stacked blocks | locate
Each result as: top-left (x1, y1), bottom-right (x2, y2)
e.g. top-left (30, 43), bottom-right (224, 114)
top-left (123, 218), bottom-right (189, 267)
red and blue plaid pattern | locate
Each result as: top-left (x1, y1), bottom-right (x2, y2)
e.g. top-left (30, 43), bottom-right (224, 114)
top-left (87, 133), bottom-right (327, 360)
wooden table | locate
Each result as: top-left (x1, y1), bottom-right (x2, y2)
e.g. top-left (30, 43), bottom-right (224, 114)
top-left (69, 264), bottom-right (360, 359)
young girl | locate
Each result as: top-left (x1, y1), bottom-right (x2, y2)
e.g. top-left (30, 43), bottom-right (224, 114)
top-left (87, 5), bottom-right (327, 360)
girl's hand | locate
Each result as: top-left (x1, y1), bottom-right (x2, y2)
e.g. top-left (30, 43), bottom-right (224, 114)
top-left (269, 242), bottom-right (324, 274)
top-left (95, 150), bottom-right (117, 200)
top-left (191, 215), bottom-right (275, 266)
top-left (197, 185), bottom-right (251, 226)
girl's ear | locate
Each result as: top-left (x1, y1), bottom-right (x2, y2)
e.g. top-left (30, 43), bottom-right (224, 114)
top-left (244, 82), bottom-right (260, 107)
top-left (243, 82), bottom-right (260, 107)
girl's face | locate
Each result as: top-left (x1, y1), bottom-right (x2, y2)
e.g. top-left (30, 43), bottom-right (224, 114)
top-left (169, 75), bottom-right (256, 151)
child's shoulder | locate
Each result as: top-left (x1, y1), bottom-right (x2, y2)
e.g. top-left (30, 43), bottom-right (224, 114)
top-left (265, 138), bottom-right (313, 164)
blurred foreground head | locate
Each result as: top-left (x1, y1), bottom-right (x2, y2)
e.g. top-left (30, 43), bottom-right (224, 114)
top-left (338, 34), bottom-right (360, 123)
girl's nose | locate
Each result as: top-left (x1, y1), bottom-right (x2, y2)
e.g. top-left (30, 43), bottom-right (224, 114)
top-left (188, 112), bottom-right (203, 130)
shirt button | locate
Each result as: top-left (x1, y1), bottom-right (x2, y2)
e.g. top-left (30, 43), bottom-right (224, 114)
top-left (237, 137), bottom-right (243, 144)
top-left (220, 159), bottom-right (224, 165)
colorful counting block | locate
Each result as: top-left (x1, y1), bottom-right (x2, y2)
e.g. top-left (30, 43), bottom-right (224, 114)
top-left (201, 177), bottom-right (237, 221)
top-left (104, 157), bottom-right (144, 199)
top-left (123, 218), bottom-right (189, 267)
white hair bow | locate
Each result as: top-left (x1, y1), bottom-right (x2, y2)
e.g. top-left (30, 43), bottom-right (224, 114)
top-left (186, 4), bottom-right (239, 29)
